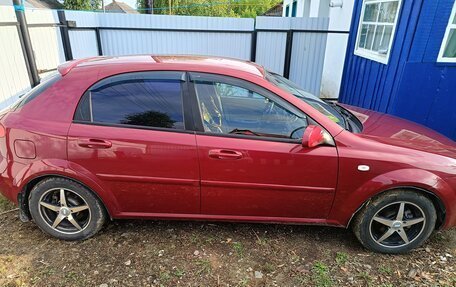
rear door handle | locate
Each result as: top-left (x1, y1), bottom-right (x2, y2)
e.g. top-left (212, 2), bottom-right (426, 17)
top-left (77, 138), bottom-right (112, 149)
top-left (208, 149), bottom-right (243, 160)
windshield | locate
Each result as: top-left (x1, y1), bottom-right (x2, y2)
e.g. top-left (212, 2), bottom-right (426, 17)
top-left (265, 71), bottom-right (346, 129)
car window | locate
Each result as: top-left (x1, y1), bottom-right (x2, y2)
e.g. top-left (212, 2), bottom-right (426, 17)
top-left (193, 77), bottom-right (308, 140)
top-left (265, 71), bottom-right (346, 128)
top-left (74, 72), bottom-right (185, 130)
top-left (14, 72), bottom-right (61, 109)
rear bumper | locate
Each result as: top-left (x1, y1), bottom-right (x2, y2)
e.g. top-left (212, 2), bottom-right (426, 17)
top-left (0, 173), bottom-right (17, 204)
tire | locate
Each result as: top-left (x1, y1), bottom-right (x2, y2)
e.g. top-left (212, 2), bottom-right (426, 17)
top-left (29, 177), bottom-right (106, 241)
top-left (352, 190), bottom-right (436, 254)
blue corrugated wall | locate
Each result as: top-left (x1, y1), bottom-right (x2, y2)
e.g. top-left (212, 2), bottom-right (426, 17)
top-left (339, 0), bottom-right (456, 140)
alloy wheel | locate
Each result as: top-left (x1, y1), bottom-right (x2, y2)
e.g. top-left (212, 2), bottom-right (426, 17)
top-left (369, 201), bottom-right (426, 248)
top-left (38, 188), bottom-right (91, 234)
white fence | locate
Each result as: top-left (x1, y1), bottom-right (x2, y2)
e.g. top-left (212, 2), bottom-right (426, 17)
top-left (0, 7), bottom-right (340, 110)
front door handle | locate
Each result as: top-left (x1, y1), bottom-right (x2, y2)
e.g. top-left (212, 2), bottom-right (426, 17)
top-left (77, 138), bottom-right (112, 149)
top-left (208, 149), bottom-right (243, 160)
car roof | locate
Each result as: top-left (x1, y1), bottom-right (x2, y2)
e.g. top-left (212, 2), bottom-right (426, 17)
top-left (58, 55), bottom-right (265, 78)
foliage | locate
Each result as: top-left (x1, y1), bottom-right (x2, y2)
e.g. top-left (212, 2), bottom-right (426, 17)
top-left (335, 252), bottom-right (348, 265)
top-left (64, 0), bottom-right (91, 10)
top-left (195, 259), bottom-right (212, 275)
top-left (312, 261), bottom-right (333, 287)
top-left (137, 0), bottom-right (281, 17)
top-left (232, 241), bottom-right (244, 257)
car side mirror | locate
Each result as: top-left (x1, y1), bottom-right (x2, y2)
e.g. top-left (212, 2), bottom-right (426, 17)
top-left (302, 125), bottom-right (334, 148)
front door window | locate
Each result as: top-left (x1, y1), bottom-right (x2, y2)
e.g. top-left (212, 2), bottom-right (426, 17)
top-left (192, 76), bottom-right (308, 141)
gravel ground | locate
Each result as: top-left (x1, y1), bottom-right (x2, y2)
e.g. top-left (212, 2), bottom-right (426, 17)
top-left (0, 195), bottom-right (455, 287)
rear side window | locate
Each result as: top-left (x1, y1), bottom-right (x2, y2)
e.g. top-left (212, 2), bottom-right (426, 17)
top-left (14, 73), bottom-right (61, 109)
top-left (74, 72), bottom-right (185, 130)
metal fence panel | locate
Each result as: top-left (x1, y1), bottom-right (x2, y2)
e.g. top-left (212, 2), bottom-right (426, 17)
top-left (289, 18), bottom-right (329, 96)
top-left (255, 17), bottom-right (291, 75)
top-left (255, 17), bottom-right (329, 95)
top-left (67, 11), bottom-right (254, 60)
top-left (255, 31), bottom-right (287, 75)
top-left (69, 30), bottom-right (99, 58)
top-left (25, 9), bottom-right (65, 74)
top-left (65, 10), bottom-right (100, 27)
top-left (98, 13), bottom-right (253, 31)
top-left (0, 6), bottom-right (30, 109)
top-left (100, 29), bottom-right (251, 59)
top-left (0, 9), bottom-right (332, 109)
top-left (65, 11), bottom-right (100, 58)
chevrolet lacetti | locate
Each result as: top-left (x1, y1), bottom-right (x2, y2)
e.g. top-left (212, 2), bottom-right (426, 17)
top-left (0, 55), bottom-right (455, 254)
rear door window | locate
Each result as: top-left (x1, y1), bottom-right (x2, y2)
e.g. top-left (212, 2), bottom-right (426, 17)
top-left (74, 71), bottom-right (186, 130)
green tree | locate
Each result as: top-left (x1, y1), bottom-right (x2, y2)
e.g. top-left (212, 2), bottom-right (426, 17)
top-left (91, 0), bottom-right (102, 10)
top-left (64, 0), bottom-right (92, 10)
top-left (137, 0), bottom-right (281, 17)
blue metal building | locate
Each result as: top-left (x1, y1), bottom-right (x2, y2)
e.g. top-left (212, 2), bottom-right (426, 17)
top-left (339, 0), bottom-right (456, 140)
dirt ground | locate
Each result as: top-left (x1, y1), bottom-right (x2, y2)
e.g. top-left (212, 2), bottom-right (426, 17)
top-left (0, 195), bottom-right (455, 287)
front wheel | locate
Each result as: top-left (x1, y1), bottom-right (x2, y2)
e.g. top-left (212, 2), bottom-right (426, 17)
top-left (352, 190), bottom-right (437, 254)
top-left (29, 177), bottom-right (107, 241)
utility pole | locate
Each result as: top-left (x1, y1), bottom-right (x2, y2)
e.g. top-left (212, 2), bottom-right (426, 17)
top-left (145, 0), bottom-right (153, 14)
top-left (13, 0), bottom-right (39, 87)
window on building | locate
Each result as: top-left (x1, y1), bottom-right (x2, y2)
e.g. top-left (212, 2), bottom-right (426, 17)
top-left (354, 0), bottom-right (402, 64)
top-left (292, 0), bottom-right (298, 17)
top-left (75, 72), bottom-right (185, 130)
top-left (438, 2), bottom-right (456, 62)
top-left (285, 4), bottom-right (290, 17)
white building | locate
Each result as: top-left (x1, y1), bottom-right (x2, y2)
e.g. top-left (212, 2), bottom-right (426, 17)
top-left (282, 0), bottom-right (354, 99)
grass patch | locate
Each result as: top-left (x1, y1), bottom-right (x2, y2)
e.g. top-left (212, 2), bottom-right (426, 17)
top-left (263, 262), bottom-right (275, 273)
top-left (233, 242), bottom-right (244, 257)
top-left (357, 271), bottom-right (373, 286)
top-left (238, 277), bottom-right (250, 287)
top-left (335, 252), bottom-right (348, 265)
top-left (159, 270), bottom-right (171, 283)
top-left (0, 195), bottom-right (14, 213)
top-left (173, 268), bottom-right (185, 278)
top-left (195, 259), bottom-right (212, 275)
top-left (379, 265), bottom-right (392, 275)
top-left (311, 261), bottom-right (333, 287)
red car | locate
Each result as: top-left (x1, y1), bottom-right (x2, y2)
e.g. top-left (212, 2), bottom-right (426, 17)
top-left (0, 55), bottom-right (455, 253)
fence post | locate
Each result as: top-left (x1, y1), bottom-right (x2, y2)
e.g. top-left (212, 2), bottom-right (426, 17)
top-left (95, 27), bottom-right (103, 56)
top-left (250, 31), bottom-right (257, 62)
top-left (13, 0), bottom-right (40, 87)
top-left (58, 10), bottom-right (73, 61)
top-left (283, 30), bottom-right (293, 79)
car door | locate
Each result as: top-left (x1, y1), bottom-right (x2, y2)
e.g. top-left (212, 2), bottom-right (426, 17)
top-left (189, 72), bottom-right (338, 219)
top-left (67, 71), bottom-right (200, 215)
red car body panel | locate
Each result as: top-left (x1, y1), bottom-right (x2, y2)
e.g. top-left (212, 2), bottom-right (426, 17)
top-left (196, 134), bottom-right (338, 219)
top-left (0, 55), bottom-right (455, 230)
top-left (67, 123), bottom-right (200, 215)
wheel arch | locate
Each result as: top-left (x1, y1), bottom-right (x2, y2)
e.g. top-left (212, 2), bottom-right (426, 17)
top-left (346, 186), bottom-right (446, 230)
top-left (18, 173), bottom-right (115, 221)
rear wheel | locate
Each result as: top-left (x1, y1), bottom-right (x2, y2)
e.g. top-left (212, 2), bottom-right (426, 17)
top-left (353, 190), bottom-right (436, 254)
top-left (29, 177), bottom-right (106, 240)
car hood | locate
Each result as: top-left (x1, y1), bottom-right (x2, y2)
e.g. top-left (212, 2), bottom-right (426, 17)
top-left (340, 104), bottom-right (456, 158)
